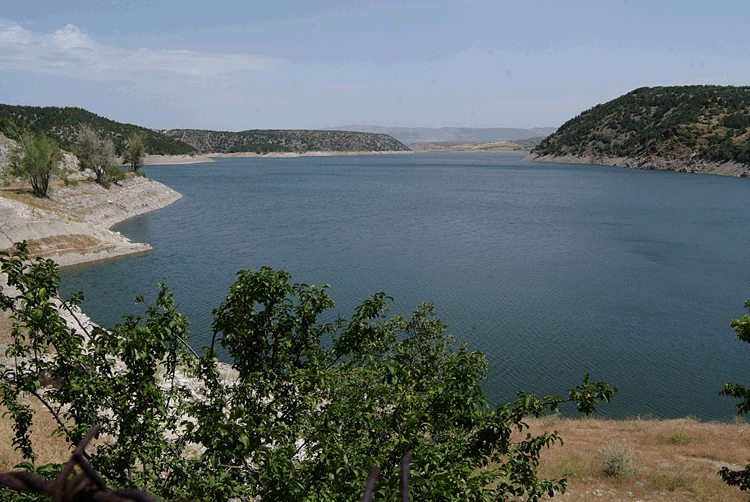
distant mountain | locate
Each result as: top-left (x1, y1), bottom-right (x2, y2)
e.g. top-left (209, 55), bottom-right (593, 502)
top-left (531, 86), bottom-right (750, 168)
top-left (0, 104), bottom-right (196, 156)
top-left (326, 125), bottom-right (557, 143)
top-left (163, 129), bottom-right (410, 154)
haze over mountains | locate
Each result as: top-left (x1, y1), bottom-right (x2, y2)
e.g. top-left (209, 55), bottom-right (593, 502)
top-left (326, 125), bottom-right (557, 144)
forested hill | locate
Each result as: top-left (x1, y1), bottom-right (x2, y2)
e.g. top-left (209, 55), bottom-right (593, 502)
top-left (0, 104), bottom-right (196, 155)
top-left (531, 86), bottom-right (750, 167)
top-left (0, 104), bottom-right (411, 156)
top-left (163, 128), bottom-right (410, 154)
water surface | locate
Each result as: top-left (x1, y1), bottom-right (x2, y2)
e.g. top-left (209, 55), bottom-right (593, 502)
top-left (60, 153), bottom-right (750, 420)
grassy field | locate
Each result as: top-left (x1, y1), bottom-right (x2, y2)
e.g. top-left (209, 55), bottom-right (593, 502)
top-left (522, 415), bottom-right (750, 501)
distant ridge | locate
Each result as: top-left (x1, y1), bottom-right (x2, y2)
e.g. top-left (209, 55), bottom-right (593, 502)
top-left (0, 104), bottom-right (411, 156)
top-left (163, 128), bottom-right (409, 154)
top-left (326, 125), bottom-right (557, 143)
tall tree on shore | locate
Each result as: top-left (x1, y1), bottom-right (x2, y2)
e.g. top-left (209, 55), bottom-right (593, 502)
top-left (76, 124), bottom-right (115, 184)
top-left (9, 130), bottom-right (62, 197)
top-left (123, 132), bottom-right (146, 171)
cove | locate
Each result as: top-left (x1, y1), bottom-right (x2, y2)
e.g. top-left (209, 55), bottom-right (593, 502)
top-left (59, 152), bottom-right (750, 420)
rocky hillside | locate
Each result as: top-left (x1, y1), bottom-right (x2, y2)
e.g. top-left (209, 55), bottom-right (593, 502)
top-left (163, 128), bottom-right (410, 154)
top-left (530, 86), bottom-right (750, 173)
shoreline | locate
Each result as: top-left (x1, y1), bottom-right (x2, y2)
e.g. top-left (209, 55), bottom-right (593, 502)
top-left (524, 153), bottom-right (750, 177)
top-left (143, 151), bottom-right (413, 164)
top-left (0, 176), bottom-right (182, 268)
top-left (205, 150), bottom-right (413, 159)
top-left (1, 148), bottom-right (414, 269)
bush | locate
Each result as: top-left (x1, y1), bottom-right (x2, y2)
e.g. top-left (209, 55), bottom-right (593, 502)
top-left (601, 443), bottom-right (634, 477)
top-left (670, 431), bottom-right (690, 445)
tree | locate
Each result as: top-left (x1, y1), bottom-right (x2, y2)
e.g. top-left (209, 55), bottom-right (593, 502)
top-left (0, 244), bottom-right (616, 502)
top-left (76, 125), bottom-right (116, 184)
top-left (123, 132), bottom-right (147, 171)
top-left (720, 285), bottom-right (750, 493)
top-left (9, 130), bottom-right (62, 197)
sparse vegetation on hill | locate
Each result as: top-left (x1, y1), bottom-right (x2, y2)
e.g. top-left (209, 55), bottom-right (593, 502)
top-left (165, 128), bottom-right (410, 153)
top-left (532, 86), bottom-right (750, 165)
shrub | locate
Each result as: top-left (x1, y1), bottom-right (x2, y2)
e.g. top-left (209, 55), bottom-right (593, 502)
top-left (670, 431), bottom-right (690, 445)
top-left (601, 443), bottom-right (634, 477)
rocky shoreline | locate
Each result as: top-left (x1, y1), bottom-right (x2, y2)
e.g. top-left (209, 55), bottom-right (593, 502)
top-left (0, 176), bottom-right (182, 267)
top-left (524, 153), bottom-right (750, 177)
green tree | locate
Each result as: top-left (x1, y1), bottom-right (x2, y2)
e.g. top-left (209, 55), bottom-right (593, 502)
top-left (720, 285), bottom-right (750, 493)
top-left (9, 130), bottom-right (62, 197)
top-left (0, 245), bottom-right (617, 502)
top-left (76, 125), bottom-right (116, 184)
top-left (122, 132), bottom-right (147, 171)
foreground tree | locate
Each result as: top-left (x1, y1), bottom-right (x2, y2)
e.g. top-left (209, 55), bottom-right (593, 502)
top-left (720, 285), bottom-right (750, 493)
top-left (123, 132), bottom-right (147, 171)
top-left (0, 244), bottom-right (616, 502)
top-left (9, 130), bottom-right (62, 197)
top-left (76, 125), bottom-right (116, 184)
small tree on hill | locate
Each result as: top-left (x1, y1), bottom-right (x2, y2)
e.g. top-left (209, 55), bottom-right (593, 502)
top-left (123, 132), bottom-right (146, 171)
top-left (76, 125), bottom-right (116, 184)
top-left (9, 130), bottom-right (62, 197)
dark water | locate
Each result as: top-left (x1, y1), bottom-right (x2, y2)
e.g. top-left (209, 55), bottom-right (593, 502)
top-left (59, 153), bottom-right (750, 420)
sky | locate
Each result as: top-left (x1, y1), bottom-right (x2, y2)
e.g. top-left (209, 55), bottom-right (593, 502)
top-left (0, 0), bottom-right (748, 131)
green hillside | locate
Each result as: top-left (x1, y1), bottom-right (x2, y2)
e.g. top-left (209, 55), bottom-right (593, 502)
top-left (532, 86), bottom-right (750, 165)
top-left (164, 128), bottom-right (411, 153)
top-left (0, 104), bottom-right (410, 156)
top-left (0, 104), bottom-right (197, 155)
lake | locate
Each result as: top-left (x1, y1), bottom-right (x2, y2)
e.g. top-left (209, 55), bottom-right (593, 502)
top-left (59, 152), bottom-right (750, 420)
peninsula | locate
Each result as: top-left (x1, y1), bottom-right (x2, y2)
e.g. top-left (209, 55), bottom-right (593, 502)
top-left (0, 132), bottom-right (182, 267)
top-left (526, 85), bottom-right (750, 177)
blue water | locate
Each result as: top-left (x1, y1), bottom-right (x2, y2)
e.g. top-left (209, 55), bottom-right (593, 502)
top-left (59, 153), bottom-right (750, 420)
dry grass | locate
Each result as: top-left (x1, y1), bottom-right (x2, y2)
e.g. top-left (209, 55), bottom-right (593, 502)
top-left (524, 416), bottom-right (750, 501)
top-left (0, 399), bottom-right (73, 471)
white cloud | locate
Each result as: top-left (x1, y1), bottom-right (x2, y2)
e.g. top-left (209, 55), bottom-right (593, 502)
top-left (51, 24), bottom-right (97, 50)
top-left (0, 19), bottom-right (278, 88)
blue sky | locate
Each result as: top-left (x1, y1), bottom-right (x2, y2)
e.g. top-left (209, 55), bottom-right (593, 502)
top-left (1, 0), bottom-right (747, 131)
